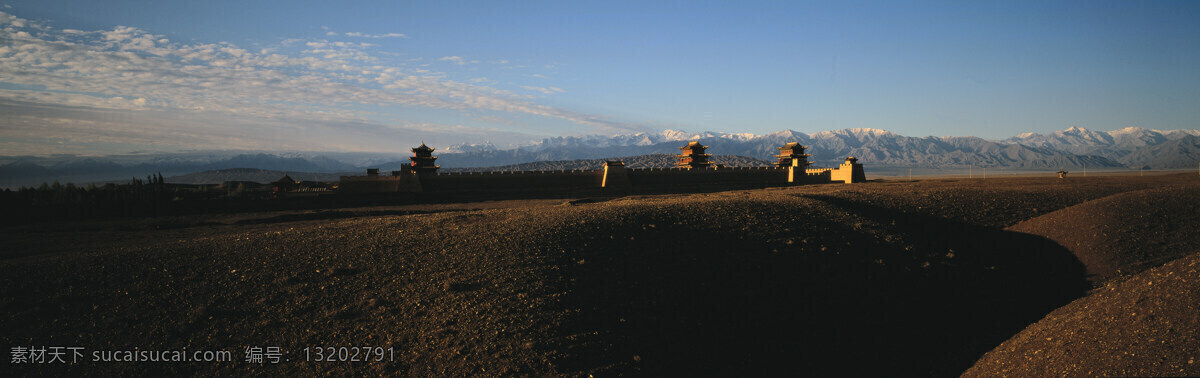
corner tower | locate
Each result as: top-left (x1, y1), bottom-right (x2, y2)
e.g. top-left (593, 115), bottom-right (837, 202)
top-left (831, 157), bottom-right (866, 183)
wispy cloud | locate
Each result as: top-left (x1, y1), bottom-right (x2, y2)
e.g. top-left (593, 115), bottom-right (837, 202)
top-left (344, 32), bottom-right (406, 38)
top-left (0, 10), bottom-right (646, 154)
top-left (321, 26), bottom-right (407, 39)
top-left (521, 86), bottom-right (566, 95)
top-left (438, 56), bottom-right (466, 65)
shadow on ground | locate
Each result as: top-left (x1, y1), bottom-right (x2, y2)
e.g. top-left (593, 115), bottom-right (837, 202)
top-left (556, 196), bottom-right (1089, 376)
top-left (233, 208), bottom-right (472, 225)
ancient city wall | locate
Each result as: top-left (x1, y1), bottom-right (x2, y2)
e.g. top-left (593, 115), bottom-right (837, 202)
top-left (621, 166), bottom-right (791, 192)
top-left (338, 158), bottom-right (865, 198)
top-left (337, 163), bottom-right (862, 197)
top-left (339, 174), bottom-right (422, 194)
top-left (801, 168), bottom-right (833, 183)
top-left (422, 170), bottom-right (604, 196)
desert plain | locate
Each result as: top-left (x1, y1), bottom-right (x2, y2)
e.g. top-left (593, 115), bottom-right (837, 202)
top-left (3, 173), bottom-right (1199, 376)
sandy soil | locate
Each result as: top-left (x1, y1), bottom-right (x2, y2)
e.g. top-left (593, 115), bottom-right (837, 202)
top-left (2, 173), bottom-right (1197, 375)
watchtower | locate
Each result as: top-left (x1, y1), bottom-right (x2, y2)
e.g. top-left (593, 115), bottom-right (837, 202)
top-left (410, 142), bottom-right (440, 174)
top-left (831, 157), bottom-right (866, 183)
top-left (676, 141), bottom-right (713, 169)
top-left (775, 142), bottom-right (813, 168)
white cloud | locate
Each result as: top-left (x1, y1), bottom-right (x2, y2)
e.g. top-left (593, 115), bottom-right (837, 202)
top-left (0, 10), bottom-right (645, 155)
top-left (521, 86), bottom-right (566, 95)
top-left (438, 56), bottom-right (466, 65)
top-left (345, 32), bottom-right (406, 38)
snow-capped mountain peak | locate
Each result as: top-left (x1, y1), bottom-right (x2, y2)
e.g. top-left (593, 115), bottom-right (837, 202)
top-left (811, 128), bottom-right (896, 140)
top-left (658, 129), bottom-right (697, 142)
top-left (1109, 126), bottom-right (1147, 136)
top-left (443, 142), bottom-right (499, 153)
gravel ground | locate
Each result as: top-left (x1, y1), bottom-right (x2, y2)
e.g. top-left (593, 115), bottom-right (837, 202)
top-left (964, 251), bottom-right (1200, 377)
top-left (2, 173), bottom-right (1197, 375)
top-left (1007, 183), bottom-right (1200, 284)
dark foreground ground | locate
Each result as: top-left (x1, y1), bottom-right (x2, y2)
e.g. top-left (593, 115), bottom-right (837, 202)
top-left (2, 173), bottom-right (1198, 376)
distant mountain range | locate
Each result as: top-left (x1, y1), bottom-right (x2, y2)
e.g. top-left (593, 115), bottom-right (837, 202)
top-left (1004, 126), bottom-right (1200, 169)
top-left (427, 126), bottom-right (1197, 173)
top-left (430, 128), bottom-right (1133, 171)
top-left (441, 154), bottom-right (775, 173)
top-left (2, 126), bottom-right (1197, 187)
top-left (164, 168), bottom-right (346, 185)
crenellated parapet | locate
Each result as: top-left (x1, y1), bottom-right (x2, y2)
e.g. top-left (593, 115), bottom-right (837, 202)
top-left (830, 157), bottom-right (866, 183)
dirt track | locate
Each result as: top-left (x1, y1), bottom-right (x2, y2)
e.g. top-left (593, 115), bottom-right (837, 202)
top-left (2, 173), bottom-right (1197, 375)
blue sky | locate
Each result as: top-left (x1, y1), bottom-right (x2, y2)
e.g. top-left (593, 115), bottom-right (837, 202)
top-left (1, 0), bottom-right (1198, 155)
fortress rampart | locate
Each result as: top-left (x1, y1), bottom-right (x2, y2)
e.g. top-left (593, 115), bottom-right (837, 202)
top-left (338, 142), bottom-right (865, 196)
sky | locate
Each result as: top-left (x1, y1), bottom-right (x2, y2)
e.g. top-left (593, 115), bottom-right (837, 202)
top-left (1, 0), bottom-right (1198, 155)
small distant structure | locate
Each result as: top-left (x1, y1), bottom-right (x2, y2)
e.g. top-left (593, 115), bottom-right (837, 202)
top-left (601, 160), bottom-right (631, 189)
top-left (410, 142), bottom-right (440, 174)
top-left (270, 174), bottom-right (334, 197)
top-left (676, 141), bottom-right (714, 169)
top-left (272, 174), bottom-right (298, 193)
top-left (775, 142), bottom-right (813, 168)
top-left (1057, 170), bottom-right (1068, 179)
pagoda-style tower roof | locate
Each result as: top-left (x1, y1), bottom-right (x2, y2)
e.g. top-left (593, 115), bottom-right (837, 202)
top-left (410, 142), bottom-right (439, 174)
top-left (777, 142), bottom-right (805, 152)
top-left (412, 142), bottom-right (435, 154)
top-left (775, 142), bottom-right (813, 167)
top-left (676, 140), bottom-right (713, 169)
top-left (272, 174), bottom-right (296, 185)
top-left (679, 141), bottom-right (709, 152)
top-left (272, 174), bottom-right (298, 193)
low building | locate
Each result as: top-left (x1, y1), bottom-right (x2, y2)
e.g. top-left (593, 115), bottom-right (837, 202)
top-left (272, 174), bottom-right (298, 193)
